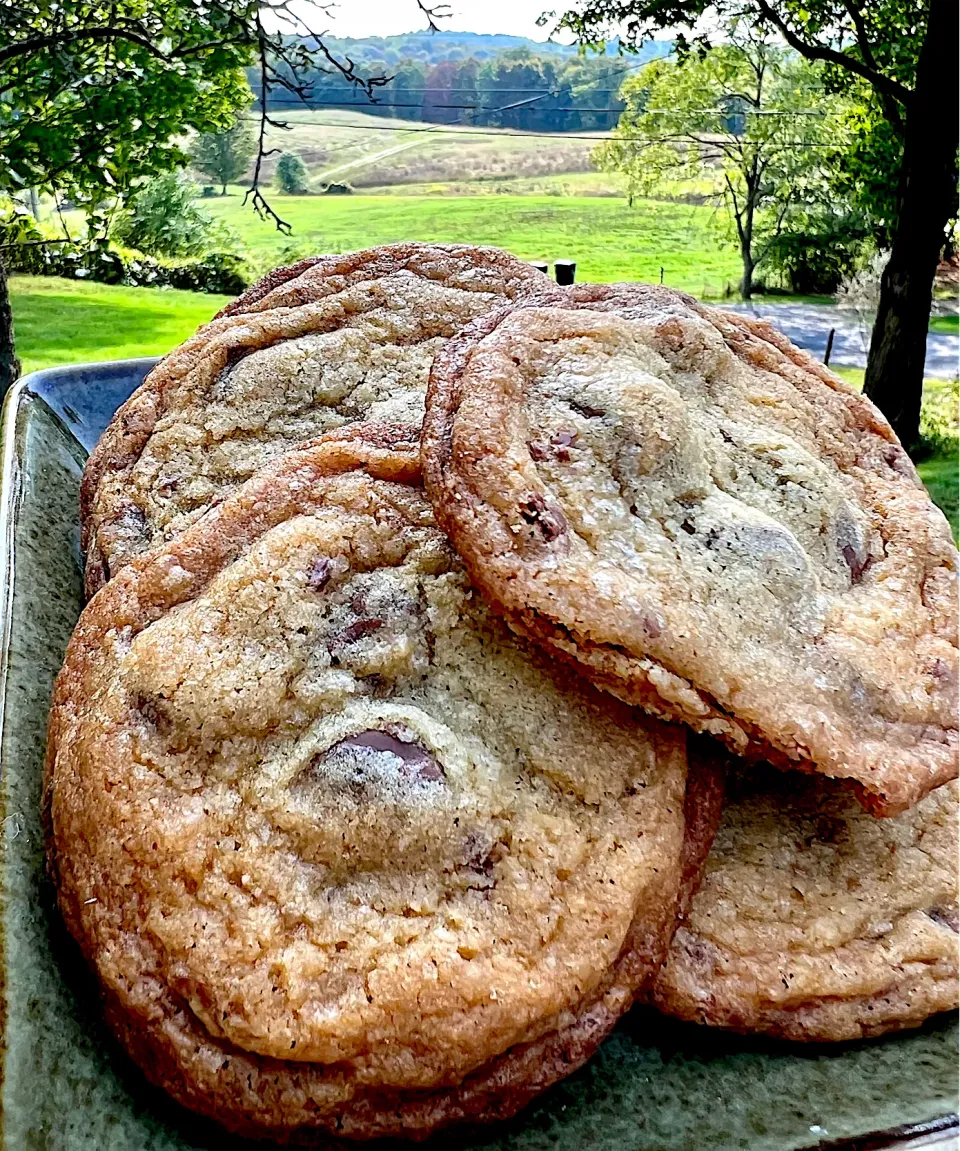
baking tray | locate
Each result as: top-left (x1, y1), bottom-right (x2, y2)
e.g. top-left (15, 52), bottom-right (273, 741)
top-left (0, 360), bottom-right (956, 1151)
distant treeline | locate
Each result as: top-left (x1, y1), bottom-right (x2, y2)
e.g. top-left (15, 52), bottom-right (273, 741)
top-left (253, 33), bottom-right (671, 132)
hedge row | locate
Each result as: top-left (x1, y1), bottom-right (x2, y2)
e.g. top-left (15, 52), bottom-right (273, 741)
top-left (1, 211), bottom-right (248, 296)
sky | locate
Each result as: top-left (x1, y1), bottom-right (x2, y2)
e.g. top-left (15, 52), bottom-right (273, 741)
top-left (315, 0), bottom-right (576, 41)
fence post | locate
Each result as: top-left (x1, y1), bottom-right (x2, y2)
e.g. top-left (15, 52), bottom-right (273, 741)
top-left (824, 328), bottom-right (836, 366)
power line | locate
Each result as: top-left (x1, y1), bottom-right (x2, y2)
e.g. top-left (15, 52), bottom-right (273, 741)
top-left (249, 87), bottom-right (631, 95)
top-left (253, 57), bottom-right (649, 125)
top-left (259, 99), bottom-right (622, 112)
top-left (242, 116), bottom-right (848, 146)
top-left (243, 116), bottom-right (612, 140)
top-left (258, 99), bottom-right (826, 116)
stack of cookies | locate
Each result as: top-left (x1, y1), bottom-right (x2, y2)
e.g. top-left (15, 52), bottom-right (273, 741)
top-left (45, 244), bottom-right (958, 1143)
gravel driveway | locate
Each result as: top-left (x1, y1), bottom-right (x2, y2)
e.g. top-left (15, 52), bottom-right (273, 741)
top-left (722, 301), bottom-right (958, 379)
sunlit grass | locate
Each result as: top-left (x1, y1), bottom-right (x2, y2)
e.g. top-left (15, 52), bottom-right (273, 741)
top-left (9, 276), bottom-right (229, 374)
top-left (202, 192), bottom-right (744, 296)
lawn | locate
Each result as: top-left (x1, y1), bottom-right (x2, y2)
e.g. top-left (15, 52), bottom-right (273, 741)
top-left (832, 366), bottom-right (957, 538)
top-left (204, 193), bottom-right (743, 296)
top-left (8, 276), bottom-right (230, 375)
top-left (917, 452), bottom-right (959, 538)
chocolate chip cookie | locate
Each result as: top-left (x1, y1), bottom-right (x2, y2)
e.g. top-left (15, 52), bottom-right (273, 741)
top-left (422, 294), bottom-right (958, 816)
top-left (49, 425), bottom-right (707, 1141)
top-left (651, 765), bottom-right (959, 1041)
top-left (80, 243), bottom-right (555, 598)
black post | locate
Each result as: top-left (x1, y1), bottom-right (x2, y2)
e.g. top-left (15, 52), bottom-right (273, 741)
top-left (660, 266), bottom-right (664, 284)
top-left (824, 328), bottom-right (835, 366)
top-left (554, 260), bottom-right (576, 286)
top-left (530, 262), bottom-right (549, 275)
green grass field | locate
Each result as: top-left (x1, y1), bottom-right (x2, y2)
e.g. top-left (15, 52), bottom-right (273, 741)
top-left (831, 367), bottom-right (957, 537)
top-left (9, 276), bottom-right (229, 374)
top-left (917, 452), bottom-right (958, 537)
top-left (203, 193), bottom-right (742, 295)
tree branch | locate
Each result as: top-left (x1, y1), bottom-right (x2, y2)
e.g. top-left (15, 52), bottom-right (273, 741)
top-left (416, 0), bottom-right (453, 32)
top-left (840, 0), bottom-right (878, 73)
top-left (724, 173), bottom-right (746, 245)
top-left (753, 0), bottom-right (911, 106)
top-left (755, 190), bottom-right (794, 263)
top-left (0, 237), bottom-right (71, 251)
top-left (0, 25), bottom-right (167, 66)
top-left (244, 34), bottom-right (292, 236)
top-left (838, 0), bottom-right (904, 129)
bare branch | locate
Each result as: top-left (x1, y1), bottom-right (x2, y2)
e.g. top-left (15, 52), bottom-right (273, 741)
top-left (416, 0), bottom-right (453, 32)
top-left (244, 33), bottom-right (292, 236)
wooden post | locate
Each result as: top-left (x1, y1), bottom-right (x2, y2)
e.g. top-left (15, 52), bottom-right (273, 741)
top-left (554, 260), bottom-right (576, 286)
top-left (824, 328), bottom-right (836, 366)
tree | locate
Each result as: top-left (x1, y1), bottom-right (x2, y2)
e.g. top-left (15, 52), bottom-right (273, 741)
top-left (189, 118), bottom-right (257, 195)
top-left (596, 33), bottom-right (845, 296)
top-left (832, 95), bottom-right (902, 249)
top-left (0, 0), bottom-right (402, 395)
top-left (558, 0), bottom-right (959, 451)
top-left (275, 152), bottom-right (310, 195)
top-left (388, 59), bottom-right (428, 120)
top-left (114, 172), bottom-right (224, 257)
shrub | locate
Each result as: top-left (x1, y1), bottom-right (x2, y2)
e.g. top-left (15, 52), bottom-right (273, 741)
top-left (918, 377), bottom-right (959, 458)
top-left (766, 219), bottom-right (868, 296)
top-left (166, 252), bottom-right (248, 295)
top-left (275, 152), bottom-right (310, 195)
top-left (114, 171), bottom-right (228, 258)
top-left (1, 219), bottom-right (249, 296)
top-left (835, 251), bottom-right (890, 356)
top-left (0, 203), bottom-right (49, 273)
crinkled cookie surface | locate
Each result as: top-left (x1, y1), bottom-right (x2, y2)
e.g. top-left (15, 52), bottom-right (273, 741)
top-left (422, 291), bottom-right (959, 816)
top-left (80, 242), bottom-right (555, 597)
top-left (652, 767), bottom-right (959, 1041)
top-left (49, 426), bottom-right (699, 1141)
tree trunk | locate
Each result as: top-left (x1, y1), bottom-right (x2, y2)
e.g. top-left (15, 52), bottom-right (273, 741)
top-left (0, 261), bottom-right (20, 399)
top-left (740, 246), bottom-right (755, 299)
top-left (221, 184), bottom-right (227, 195)
top-left (739, 210), bottom-right (756, 299)
top-left (863, 0), bottom-right (959, 452)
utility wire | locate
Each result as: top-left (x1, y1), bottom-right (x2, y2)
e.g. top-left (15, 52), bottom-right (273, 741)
top-left (242, 116), bottom-right (847, 145)
top-left (248, 87), bottom-right (632, 95)
top-left (241, 116), bottom-right (611, 139)
top-left (258, 99), bottom-right (827, 115)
